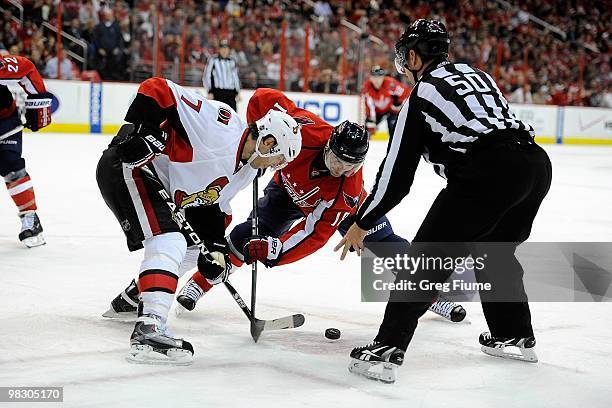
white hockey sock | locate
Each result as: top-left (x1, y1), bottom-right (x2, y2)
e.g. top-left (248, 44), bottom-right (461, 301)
top-left (141, 291), bottom-right (173, 325)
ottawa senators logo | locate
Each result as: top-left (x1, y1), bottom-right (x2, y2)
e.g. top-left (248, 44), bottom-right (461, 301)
top-left (174, 177), bottom-right (230, 209)
top-left (217, 107), bottom-right (232, 125)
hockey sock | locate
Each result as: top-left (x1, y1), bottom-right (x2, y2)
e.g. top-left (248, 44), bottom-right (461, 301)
top-left (4, 169), bottom-right (37, 214)
top-left (192, 270), bottom-right (214, 292)
top-left (138, 269), bottom-right (178, 324)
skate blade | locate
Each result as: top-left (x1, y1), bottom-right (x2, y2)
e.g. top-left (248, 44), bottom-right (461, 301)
top-left (102, 308), bottom-right (137, 320)
top-left (481, 345), bottom-right (538, 363)
top-left (348, 359), bottom-right (397, 384)
top-left (22, 234), bottom-right (46, 248)
top-left (126, 344), bottom-right (193, 366)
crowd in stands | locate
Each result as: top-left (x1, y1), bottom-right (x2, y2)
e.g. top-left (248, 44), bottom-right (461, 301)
top-left (0, 0), bottom-right (609, 107)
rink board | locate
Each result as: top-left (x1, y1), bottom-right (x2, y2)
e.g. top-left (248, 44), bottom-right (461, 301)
top-left (12, 79), bottom-right (612, 145)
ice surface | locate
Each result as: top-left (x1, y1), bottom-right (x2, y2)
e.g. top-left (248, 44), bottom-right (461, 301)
top-left (1, 133), bottom-right (611, 407)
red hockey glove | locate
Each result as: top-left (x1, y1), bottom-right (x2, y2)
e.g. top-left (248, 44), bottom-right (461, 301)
top-left (365, 120), bottom-right (376, 136)
top-left (243, 235), bottom-right (282, 267)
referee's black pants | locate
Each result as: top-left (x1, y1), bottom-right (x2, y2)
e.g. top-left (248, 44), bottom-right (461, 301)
top-left (375, 139), bottom-right (552, 350)
top-left (211, 89), bottom-right (238, 111)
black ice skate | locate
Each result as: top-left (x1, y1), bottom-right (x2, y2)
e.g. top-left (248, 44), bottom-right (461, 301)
top-left (126, 314), bottom-right (194, 366)
top-left (18, 212), bottom-right (45, 248)
top-left (479, 332), bottom-right (538, 363)
top-left (428, 296), bottom-right (467, 322)
top-left (348, 341), bottom-right (405, 383)
top-left (102, 279), bottom-right (139, 319)
top-left (175, 276), bottom-right (206, 316)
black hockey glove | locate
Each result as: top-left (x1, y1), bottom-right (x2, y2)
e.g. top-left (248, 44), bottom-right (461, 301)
top-left (24, 92), bottom-right (53, 131)
top-left (197, 240), bottom-right (232, 285)
top-left (114, 123), bottom-right (168, 168)
top-left (391, 94), bottom-right (402, 112)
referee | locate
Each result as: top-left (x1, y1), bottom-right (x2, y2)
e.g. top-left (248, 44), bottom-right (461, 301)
top-left (336, 19), bottom-right (552, 382)
top-left (203, 39), bottom-right (241, 110)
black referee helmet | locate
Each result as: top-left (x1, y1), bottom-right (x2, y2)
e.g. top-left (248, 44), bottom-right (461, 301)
top-left (395, 19), bottom-right (450, 77)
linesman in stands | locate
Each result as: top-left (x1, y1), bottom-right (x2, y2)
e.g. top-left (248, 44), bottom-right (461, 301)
top-left (203, 39), bottom-right (241, 110)
top-left (336, 19), bottom-right (552, 383)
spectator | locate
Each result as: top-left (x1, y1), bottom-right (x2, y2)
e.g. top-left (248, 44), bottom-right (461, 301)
top-left (0, 0), bottom-right (607, 105)
top-left (532, 85), bottom-right (551, 105)
top-left (79, 0), bottom-right (99, 26)
top-left (311, 69), bottom-right (339, 94)
top-left (44, 50), bottom-right (74, 80)
top-left (92, 8), bottom-right (124, 80)
top-left (241, 71), bottom-right (259, 89)
top-left (30, 48), bottom-right (46, 73)
top-left (509, 83), bottom-right (534, 104)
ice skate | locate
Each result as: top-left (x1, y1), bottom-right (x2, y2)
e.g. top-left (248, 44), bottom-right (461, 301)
top-left (429, 296), bottom-right (467, 322)
top-left (479, 332), bottom-right (538, 363)
top-left (175, 276), bottom-right (206, 316)
top-left (18, 212), bottom-right (45, 248)
top-left (348, 341), bottom-right (404, 384)
top-left (102, 279), bottom-right (140, 319)
top-left (126, 314), bottom-right (194, 366)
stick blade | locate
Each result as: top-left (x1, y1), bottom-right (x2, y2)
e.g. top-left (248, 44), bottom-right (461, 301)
top-left (250, 314), bottom-right (305, 342)
top-left (250, 320), bottom-right (265, 343)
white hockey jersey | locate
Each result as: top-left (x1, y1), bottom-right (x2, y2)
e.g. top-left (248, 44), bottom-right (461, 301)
top-left (133, 78), bottom-right (256, 215)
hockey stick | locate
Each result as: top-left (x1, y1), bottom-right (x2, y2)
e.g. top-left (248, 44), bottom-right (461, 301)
top-left (139, 165), bottom-right (304, 340)
top-left (0, 125), bottom-right (23, 141)
top-left (250, 176), bottom-right (261, 341)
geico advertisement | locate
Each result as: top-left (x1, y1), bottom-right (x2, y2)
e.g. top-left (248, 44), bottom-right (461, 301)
top-left (238, 89), bottom-right (360, 125)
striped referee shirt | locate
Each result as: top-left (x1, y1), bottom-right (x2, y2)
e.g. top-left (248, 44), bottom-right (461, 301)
top-left (203, 56), bottom-right (241, 92)
top-left (356, 60), bottom-right (535, 229)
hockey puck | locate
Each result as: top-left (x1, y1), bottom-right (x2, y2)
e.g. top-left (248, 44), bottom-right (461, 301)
top-left (325, 328), bottom-right (341, 340)
top-left (451, 305), bottom-right (467, 322)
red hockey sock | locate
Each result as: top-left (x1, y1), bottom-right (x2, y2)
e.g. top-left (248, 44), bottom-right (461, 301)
top-left (5, 173), bottom-right (37, 213)
top-left (192, 271), bottom-right (214, 292)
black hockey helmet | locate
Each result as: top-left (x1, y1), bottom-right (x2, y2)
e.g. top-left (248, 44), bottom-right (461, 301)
top-left (328, 121), bottom-right (369, 164)
top-left (395, 19), bottom-right (450, 74)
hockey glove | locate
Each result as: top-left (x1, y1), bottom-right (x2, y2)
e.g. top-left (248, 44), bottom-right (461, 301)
top-left (243, 235), bottom-right (282, 267)
top-left (365, 120), bottom-right (376, 136)
top-left (115, 123), bottom-right (168, 168)
top-left (197, 241), bottom-right (232, 285)
top-left (391, 94), bottom-right (402, 113)
top-left (24, 92), bottom-right (53, 131)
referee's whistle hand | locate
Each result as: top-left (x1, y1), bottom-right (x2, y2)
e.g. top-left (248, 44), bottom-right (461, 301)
top-left (334, 223), bottom-right (367, 260)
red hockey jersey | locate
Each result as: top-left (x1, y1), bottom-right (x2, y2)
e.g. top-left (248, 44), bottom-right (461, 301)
top-left (362, 76), bottom-right (410, 123)
top-left (247, 88), bottom-right (365, 266)
top-left (0, 55), bottom-right (47, 120)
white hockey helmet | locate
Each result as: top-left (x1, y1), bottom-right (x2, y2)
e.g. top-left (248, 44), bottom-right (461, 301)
top-left (253, 109), bottom-right (302, 165)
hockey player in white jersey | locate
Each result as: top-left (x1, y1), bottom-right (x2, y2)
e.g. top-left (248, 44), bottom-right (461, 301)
top-left (96, 77), bottom-right (301, 365)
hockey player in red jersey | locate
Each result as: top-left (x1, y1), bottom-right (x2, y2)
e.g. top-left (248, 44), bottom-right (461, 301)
top-left (171, 89), bottom-right (465, 323)
top-left (0, 54), bottom-right (52, 247)
top-left (96, 78), bottom-right (301, 365)
top-left (362, 65), bottom-right (410, 137)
